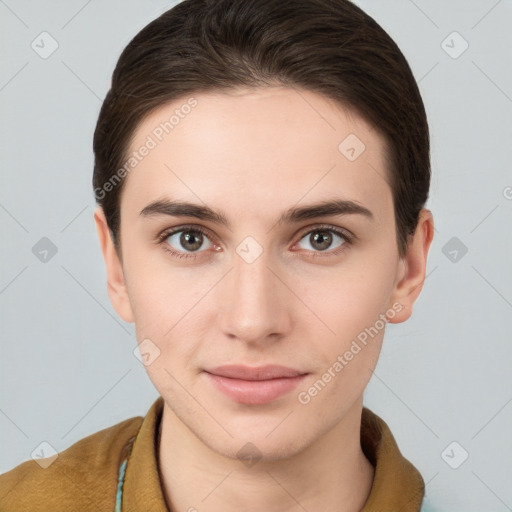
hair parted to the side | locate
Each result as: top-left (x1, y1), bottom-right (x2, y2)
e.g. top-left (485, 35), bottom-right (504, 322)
top-left (93, 0), bottom-right (430, 258)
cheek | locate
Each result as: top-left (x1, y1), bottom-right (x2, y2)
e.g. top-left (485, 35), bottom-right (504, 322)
top-left (297, 250), bottom-right (396, 378)
top-left (123, 240), bottom-right (206, 329)
top-left (306, 263), bottom-right (395, 339)
top-left (124, 256), bottom-right (215, 371)
top-left (298, 272), bottom-right (389, 408)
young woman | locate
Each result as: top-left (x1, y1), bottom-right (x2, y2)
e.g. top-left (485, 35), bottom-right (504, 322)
top-left (0, 1), bottom-right (434, 510)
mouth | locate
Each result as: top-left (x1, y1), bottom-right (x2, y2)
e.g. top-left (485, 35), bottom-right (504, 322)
top-left (203, 365), bottom-right (309, 405)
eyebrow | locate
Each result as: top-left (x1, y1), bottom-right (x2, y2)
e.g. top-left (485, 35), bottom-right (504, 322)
top-left (139, 197), bottom-right (374, 227)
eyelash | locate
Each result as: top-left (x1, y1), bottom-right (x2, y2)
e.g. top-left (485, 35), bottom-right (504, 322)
top-left (156, 223), bottom-right (354, 261)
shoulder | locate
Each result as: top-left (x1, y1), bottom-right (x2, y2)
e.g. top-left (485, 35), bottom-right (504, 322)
top-left (0, 414), bottom-right (143, 512)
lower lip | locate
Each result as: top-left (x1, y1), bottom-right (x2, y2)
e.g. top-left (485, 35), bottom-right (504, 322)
top-left (204, 372), bottom-right (308, 405)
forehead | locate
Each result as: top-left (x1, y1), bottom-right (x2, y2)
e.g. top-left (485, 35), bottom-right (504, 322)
top-left (121, 87), bottom-right (391, 227)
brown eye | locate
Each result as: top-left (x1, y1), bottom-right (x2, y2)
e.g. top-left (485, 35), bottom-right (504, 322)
top-left (165, 228), bottom-right (212, 253)
top-left (296, 227), bottom-right (348, 253)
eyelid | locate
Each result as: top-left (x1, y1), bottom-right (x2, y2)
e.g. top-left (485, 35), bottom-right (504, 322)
top-left (295, 222), bottom-right (354, 243)
top-left (156, 223), bottom-right (216, 243)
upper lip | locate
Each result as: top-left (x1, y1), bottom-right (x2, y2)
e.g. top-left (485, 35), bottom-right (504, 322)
top-left (205, 365), bottom-right (307, 381)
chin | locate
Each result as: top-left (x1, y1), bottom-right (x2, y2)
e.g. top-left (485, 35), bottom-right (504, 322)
top-left (213, 436), bottom-right (308, 464)
top-left (198, 419), bottom-right (315, 463)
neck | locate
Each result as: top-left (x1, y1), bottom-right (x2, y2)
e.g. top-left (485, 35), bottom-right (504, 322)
top-left (157, 400), bottom-right (375, 512)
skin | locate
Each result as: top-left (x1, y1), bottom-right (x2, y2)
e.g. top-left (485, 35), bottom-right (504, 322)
top-left (95, 86), bottom-right (434, 512)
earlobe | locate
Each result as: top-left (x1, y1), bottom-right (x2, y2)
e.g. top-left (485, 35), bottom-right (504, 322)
top-left (387, 209), bottom-right (434, 324)
top-left (94, 207), bottom-right (135, 323)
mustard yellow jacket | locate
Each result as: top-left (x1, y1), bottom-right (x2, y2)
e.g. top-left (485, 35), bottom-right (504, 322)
top-left (0, 397), bottom-right (426, 511)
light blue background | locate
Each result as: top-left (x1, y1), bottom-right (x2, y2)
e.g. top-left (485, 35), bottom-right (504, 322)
top-left (1, 1), bottom-right (511, 511)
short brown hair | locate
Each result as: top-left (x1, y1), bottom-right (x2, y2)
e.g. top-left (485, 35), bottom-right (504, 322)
top-left (93, 0), bottom-right (430, 258)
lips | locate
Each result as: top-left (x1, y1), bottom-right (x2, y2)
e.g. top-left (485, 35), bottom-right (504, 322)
top-left (205, 364), bottom-right (306, 380)
top-left (203, 364), bottom-right (308, 405)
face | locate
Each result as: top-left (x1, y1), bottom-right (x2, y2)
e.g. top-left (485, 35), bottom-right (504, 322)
top-left (98, 86), bottom-right (425, 461)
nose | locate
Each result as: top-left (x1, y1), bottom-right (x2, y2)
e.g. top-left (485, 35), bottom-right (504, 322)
top-left (218, 244), bottom-right (291, 346)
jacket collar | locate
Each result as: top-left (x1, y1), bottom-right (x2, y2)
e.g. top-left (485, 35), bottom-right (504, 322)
top-left (122, 397), bottom-right (424, 511)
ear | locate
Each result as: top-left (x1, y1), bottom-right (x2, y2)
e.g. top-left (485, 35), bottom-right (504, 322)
top-left (386, 209), bottom-right (434, 323)
top-left (94, 206), bottom-right (134, 323)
